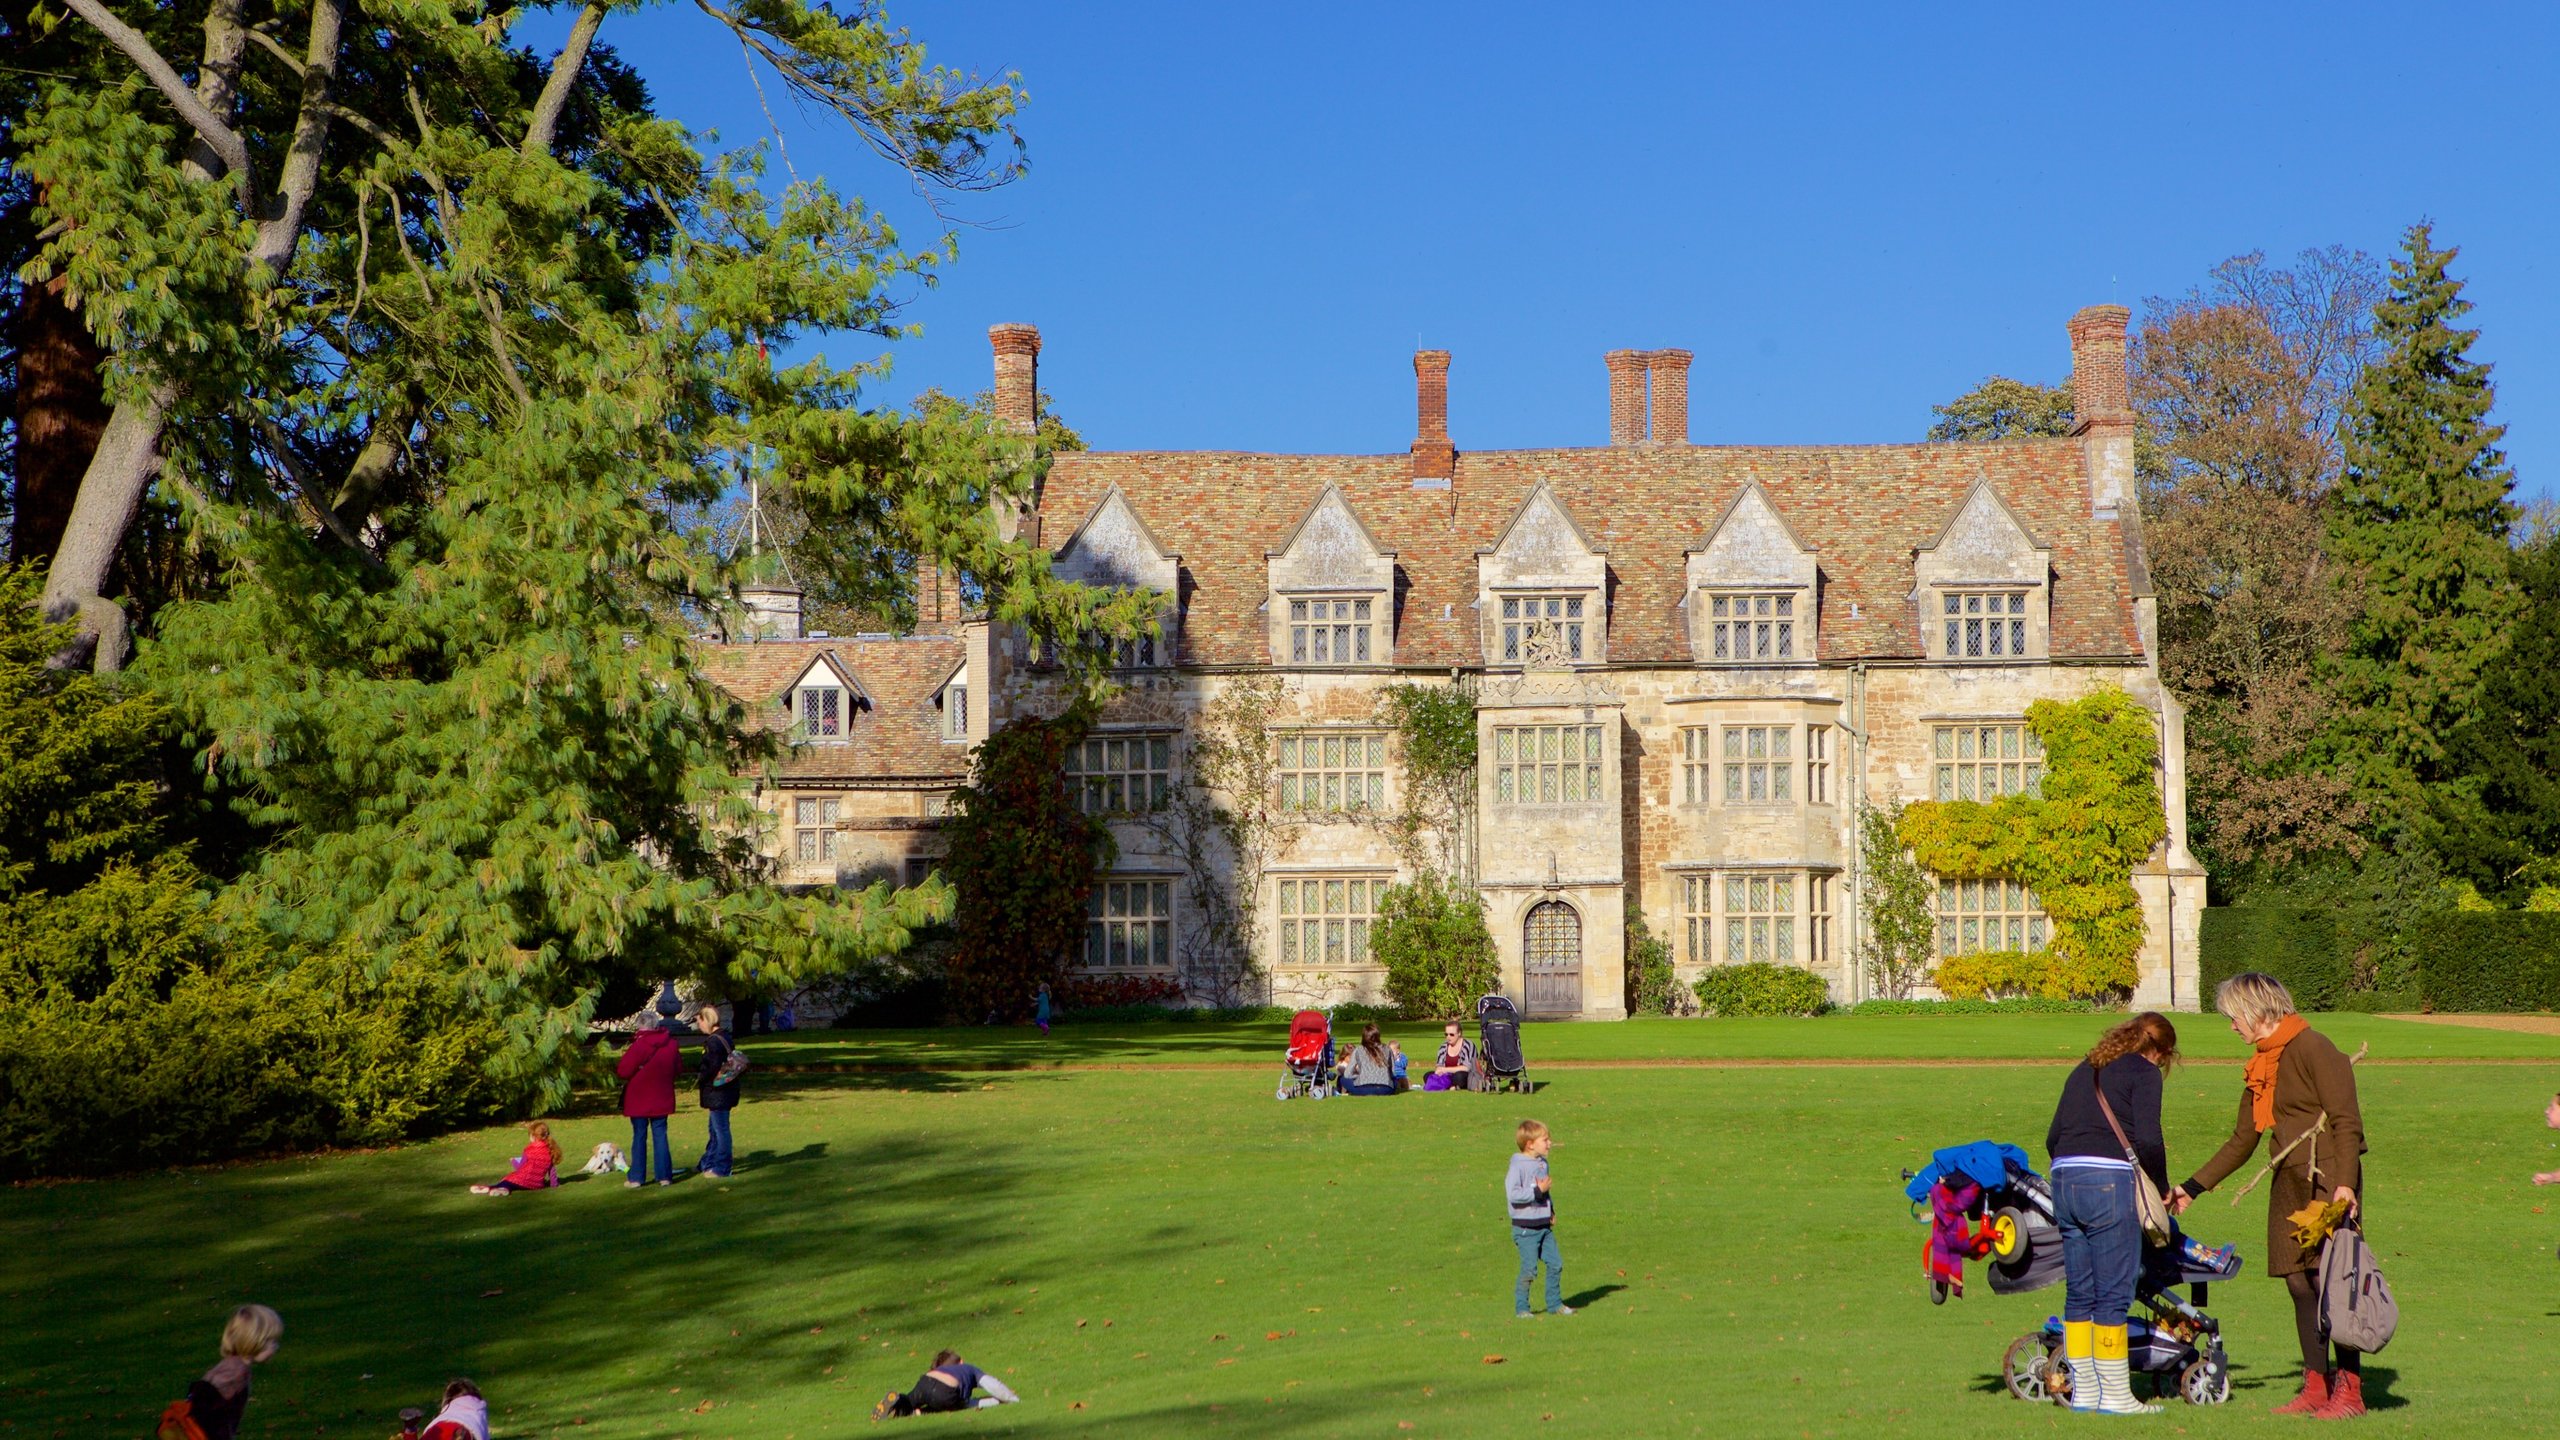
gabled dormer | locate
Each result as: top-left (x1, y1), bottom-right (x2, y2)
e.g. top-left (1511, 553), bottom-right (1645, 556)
top-left (933, 656), bottom-right (972, 744)
top-left (1053, 485), bottom-right (1181, 666)
top-left (1479, 481), bottom-right (1606, 665)
top-left (1913, 477), bottom-right (2052, 663)
top-left (1267, 484), bottom-right (1394, 666)
top-left (788, 652), bottom-right (868, 743)
top-left (1685, 481), bottom-right (1818, 664)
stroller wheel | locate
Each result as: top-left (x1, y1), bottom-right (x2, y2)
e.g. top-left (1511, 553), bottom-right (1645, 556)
top-left (2178, 1357), bottom-right (2229, 1406)
top-left (2001, 1332), bottom-right (2058, 1403)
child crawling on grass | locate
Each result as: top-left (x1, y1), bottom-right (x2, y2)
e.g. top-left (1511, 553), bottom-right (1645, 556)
top-left (417, 1378), bottom-right (489, 1440)
top-left (468, 1121), bottom-right (561, 1195)
top-left (871, 1350), bottom-right (1021, 1418)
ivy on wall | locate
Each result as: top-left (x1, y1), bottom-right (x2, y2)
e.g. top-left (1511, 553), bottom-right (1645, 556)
top-left (1901, 689), bottom-right (2167, 1000)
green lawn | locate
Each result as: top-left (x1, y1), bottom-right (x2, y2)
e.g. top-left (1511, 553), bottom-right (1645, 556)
top-left (7, 1018), bottom-right (2556, 1439)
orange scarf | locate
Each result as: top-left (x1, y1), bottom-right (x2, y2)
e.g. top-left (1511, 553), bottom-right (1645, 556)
top-left (2243, 1013), bottom-right (2309, 1132)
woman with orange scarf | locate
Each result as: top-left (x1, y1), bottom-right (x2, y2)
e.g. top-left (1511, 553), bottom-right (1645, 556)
top-left (2166, 972), bottom-right (2367, 1419)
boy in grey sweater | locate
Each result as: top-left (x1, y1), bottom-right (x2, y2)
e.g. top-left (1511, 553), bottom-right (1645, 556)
top-left (1506, 1119), bottom-right (1570, 1317)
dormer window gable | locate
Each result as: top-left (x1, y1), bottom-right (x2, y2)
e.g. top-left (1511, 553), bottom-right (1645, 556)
top-left (1479, 482), bottom-right (1607, 666)
top-left (1267, 484), bottom-right (1395, 667)
top-left (1912, 478), bottom-right (2053, 663)
top-left (1053, 485), bottom-right (1181, 668)
top-left (787, 655), bottom-right (866, 742)
top-left (1685, 481), bottom-right (1818, 665)
top-left (936, 659), bottom-right (971, 743)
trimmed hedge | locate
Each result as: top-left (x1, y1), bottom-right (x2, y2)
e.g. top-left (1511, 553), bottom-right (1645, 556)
top-left (2416, 913), bottom-right (2560, 1012)
top-left (1849, 997), bottom-right (2109, 1017)
top-left (2199, 907), bottom-right (2348, 1013)
top-left (1693, 963), bottom-right (1831, 1018)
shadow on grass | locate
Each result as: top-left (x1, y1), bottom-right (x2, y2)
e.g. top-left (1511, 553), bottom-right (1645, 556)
top-left (1561, 1283), bottom-right (1626, 1310)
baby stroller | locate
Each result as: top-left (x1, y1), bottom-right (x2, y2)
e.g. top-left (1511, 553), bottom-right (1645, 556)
top-left (1902, 1140), bottom-right (2242, 1407)
top-left (1475, 994), bottom-right (1531, 1093)
top-left (1276, 1009), bottom-right (1335, 1099)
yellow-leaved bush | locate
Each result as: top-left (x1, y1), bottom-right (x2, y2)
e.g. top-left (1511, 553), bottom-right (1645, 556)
top-left (1901, 690), bottom-right (2167, 1001)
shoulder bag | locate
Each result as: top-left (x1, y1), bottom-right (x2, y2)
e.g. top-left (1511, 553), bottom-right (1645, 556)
top-left (2317, 1216), bottom-right (2398, 1353)
top-left (2093, 1066), bottom-right (2175, 1247)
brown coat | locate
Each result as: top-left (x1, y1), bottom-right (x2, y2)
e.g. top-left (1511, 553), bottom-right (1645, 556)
top-left (2183, 1025), bottom-right (2366, 1276)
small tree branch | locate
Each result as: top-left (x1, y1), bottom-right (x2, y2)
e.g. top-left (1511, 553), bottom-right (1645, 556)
top-left (251, 0), bottom-right (344, 273)
top-left (59, 0), bottom-right (257, 199)
top-left (523, 1), bottom-right (607, 155)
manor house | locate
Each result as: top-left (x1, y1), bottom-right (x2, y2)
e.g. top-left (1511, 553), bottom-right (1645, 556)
top-left (703, 311), bottom-right (2206, 1018)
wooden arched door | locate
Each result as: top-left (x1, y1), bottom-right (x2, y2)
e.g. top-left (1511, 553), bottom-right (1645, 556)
top-left (1523, 900), bottom-right (1583, 1015)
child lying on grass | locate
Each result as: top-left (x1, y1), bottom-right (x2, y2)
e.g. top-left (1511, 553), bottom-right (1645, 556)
top-left (418, 1378), bottom-right (488, 1440)
top-left (871, 1350), bottom-right (1021, 1417)
top-left (468, 1122), bottom-right (561, 1195)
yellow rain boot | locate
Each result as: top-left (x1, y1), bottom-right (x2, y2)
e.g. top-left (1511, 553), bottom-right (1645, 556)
top-left (2094, 1324), bottom-right (2163, 1415)
top-left (2062, 1320), bottom-right (2099, 1411)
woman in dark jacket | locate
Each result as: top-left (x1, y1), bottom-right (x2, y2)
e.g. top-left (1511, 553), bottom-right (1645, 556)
top-left (2167, 972), bottom-right (2368, 1418)
top-left (2045, 1010), bottom-right (2179, 1415)
top-left (616, 1022), bottom-right (680, 1187)
top-left (692, 1003), bottom-right (739, 1179)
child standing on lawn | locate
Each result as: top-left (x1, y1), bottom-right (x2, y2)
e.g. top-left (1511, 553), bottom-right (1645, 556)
top-left (1507, 1119), bottom-right (1571, 1318)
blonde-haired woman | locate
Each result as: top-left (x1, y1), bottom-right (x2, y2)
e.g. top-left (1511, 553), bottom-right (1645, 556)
top-left (172, 1304), bottom-right (282, 1440)
top-left (2166, 972), bottom-right (2368, 1419)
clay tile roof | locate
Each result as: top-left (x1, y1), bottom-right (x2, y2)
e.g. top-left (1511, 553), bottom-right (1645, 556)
top-left (1038, 441), bottom-right (2144, 666)
top-left (693, 635), bottom-right (969, 782)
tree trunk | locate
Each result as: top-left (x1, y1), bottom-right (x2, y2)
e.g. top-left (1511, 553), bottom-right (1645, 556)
top-left (37, 387), bottom-right (167, 670)
top-left (9, 274), bottom-right (109, 567)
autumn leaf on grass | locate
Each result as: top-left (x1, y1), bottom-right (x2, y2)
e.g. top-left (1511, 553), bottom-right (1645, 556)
top-left (1265, 1331), bottom-right (1284, 1340)
top-left (692, 1400), bottom-right (715, 1414)
top-left (1483, 1354), bottom-right (1506, 1365)
top-left (479, 1288), bottom-right (505, 1298)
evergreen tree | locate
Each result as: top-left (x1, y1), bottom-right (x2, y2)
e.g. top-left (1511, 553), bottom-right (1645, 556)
top-left (2433, 537), bottom-right (2560, 896)
top-left (2323, 222), bottom-right (2521, 813)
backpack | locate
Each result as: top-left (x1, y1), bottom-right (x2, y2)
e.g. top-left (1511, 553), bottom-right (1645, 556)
top-left (2317, 1219), bottom-right (2398, 1354)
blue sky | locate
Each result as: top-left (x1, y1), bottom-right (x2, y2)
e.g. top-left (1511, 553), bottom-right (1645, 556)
top-left (579, 1), bottom-right (2559, 499)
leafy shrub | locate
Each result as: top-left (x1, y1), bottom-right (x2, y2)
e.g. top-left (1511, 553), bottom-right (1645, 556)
top-left (2199, 907), bottom-right (2348, 1012)
top-left (0, 864), bottom-right (511, 1180)
top-left (1849, 997), bottom-right (2109, 1016)
top-left (940, 709), bottom-right (1112, 1019)
top-left (1692, 963), bottom-right (1831, 1017)
top-left (1373, 872), bottom-right (1498, 1019)
top-left (2415, 913), bottom-right (2560, 1011)
top-left (1933, 949), bottom-right (2057, 1001)
top-left (1624, 913), bottom-right (1681, 1016)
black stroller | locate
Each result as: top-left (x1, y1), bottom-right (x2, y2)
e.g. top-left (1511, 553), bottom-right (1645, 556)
top-left (1934, 1156), bottom-right (2242, 1407)
top-left (1475, 993), bottom-right (1531, 1092)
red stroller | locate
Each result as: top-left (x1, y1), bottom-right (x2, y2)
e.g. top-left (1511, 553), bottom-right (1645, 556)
top-left (1276, 1009), bottom-right (1336, 1099)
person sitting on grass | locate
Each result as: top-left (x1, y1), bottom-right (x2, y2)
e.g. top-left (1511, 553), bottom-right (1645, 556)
top-left (1425, 1018), bottom-right (1475, 1092)
top-left (1337, 1023), bottom-right (1402, 1096)
top-left (871, 1349), bottom-right (1021, 1418)
top-left (418, 1378), bottom-right (489, 1440)
top-left (469, 1121), bottom-right (562, 1195)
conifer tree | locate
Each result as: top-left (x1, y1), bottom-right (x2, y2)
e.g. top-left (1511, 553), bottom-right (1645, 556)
top-left (2323, 223), bottom-right (2521, 813)
top-left (2433, 538), bottom-right (2560, 896)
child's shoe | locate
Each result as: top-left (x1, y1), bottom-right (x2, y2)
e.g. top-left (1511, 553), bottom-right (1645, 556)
top-left (871, 1392), bottom-right (900, 1422)
top-left (1515, 1310), bottom-right (1532, 1320)
top-left (1552, 1305), bottom-right (1575, 1316)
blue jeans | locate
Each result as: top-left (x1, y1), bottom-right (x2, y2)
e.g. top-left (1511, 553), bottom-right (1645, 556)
top-left (628, 1116), bottom-right (671, 1184)
top-left (1513, 1225), bottom-right (1563, 1314)
top-left (2053, 1164), bottom-right (2140, 1326)
top-left (699, 1108), bottom-right (733, 1177)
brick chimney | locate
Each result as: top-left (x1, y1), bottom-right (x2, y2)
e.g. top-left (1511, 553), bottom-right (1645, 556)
top-left (989, 323), bottom-right (1041, 436)
top-left (914, 560), bottom-right (966, 635)
top-left (1605, 349), bottom-right (1647, 446)
top-left (2065, 305), bottom-right (2133, 436)
top-left (1411, 349), bottom-right (1454, 486)
top-left (1647, 349), bottom-right (1692, 445)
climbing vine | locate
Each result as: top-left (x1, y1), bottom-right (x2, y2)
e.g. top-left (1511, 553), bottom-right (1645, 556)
top-left (1136, 674), bottom-right (1299, 1006)
top-left (1376, 680), bottom-right (1478, 881)
top-left (1900, 689), bottom-right (2166, 1000)
top-left (941, 704), bottom-right (1113, 1018)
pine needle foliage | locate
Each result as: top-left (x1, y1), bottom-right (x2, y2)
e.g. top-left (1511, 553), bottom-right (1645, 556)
top-left (2324, 223), bottom-right (2523, 810)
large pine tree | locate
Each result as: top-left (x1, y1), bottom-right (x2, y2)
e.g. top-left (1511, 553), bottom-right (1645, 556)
top-left (2323, 223), bottom-right (2521, 815)
top-left (2434, 538), bottom-right (2560, 896)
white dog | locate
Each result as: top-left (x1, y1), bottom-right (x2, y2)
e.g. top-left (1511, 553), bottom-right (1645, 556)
top-left (578, 1141), bottom-right (630, 1176)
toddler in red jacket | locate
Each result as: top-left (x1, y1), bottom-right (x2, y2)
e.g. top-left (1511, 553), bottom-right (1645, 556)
top-left (469, 1121), bottom-right (561, 1195)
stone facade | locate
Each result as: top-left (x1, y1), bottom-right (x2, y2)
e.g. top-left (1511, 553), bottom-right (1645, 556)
top-left (709, 307), bottom-right (2209, 1018)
